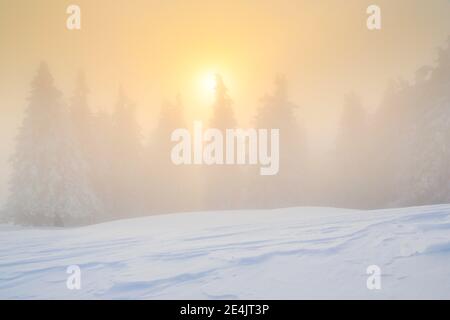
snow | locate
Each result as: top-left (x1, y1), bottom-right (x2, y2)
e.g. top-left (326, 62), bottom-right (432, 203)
top-left (1, 205), bottom-right (450, 299)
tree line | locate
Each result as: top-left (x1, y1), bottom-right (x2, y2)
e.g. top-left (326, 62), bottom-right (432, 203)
top-left (3, 38), bottom-right (450, 226)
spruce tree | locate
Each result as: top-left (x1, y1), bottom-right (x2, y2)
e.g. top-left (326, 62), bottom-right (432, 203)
top-left (395, 38), bottom-right (450, 206)
top-left (205, 74), bottom-right (242, 210)
top-left (146, 95), bottom-right (200, 214)
top-left (109, 88), bottom-right (144, 218)
top-left (333, 93), bottom-right (370, 208)
top-left (70, 71), bottom-right (93, 162)
top-left (7, 62), bottom-right (99, 226)
top-left (251, 75), bottom-right (306, 208)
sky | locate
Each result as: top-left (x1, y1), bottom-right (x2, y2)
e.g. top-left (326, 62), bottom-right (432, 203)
top-left (0, 0), bottom-right (449, 205)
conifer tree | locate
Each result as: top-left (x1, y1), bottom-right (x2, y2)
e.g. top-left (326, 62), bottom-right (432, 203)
top-left (333, 93), bottom-right (370, 208)
top-left (7, 62), bottom-right (99, 226)
top-left (205, 74), bottom-right (242, 210)
top-left (70, 71), bottom-right (93, 162)
top-left (146, 95), bottom-right (200, 213)
top-left (109, 88), bottom-right (144, 218)
top-left (251, 75), bottom-right (306, 208)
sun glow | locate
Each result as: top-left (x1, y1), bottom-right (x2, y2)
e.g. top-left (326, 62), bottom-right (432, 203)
top-left (201, 72), bottom-right (217, 94)
top-left (194, 68), bottom-right (236, 111)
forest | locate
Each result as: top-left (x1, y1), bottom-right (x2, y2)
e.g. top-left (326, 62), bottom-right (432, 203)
top-left (2, 38), bottom-right (450, 227)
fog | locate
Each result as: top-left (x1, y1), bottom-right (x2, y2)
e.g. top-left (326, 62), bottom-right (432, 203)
top-left (1, 0), bottom-right (450, 224)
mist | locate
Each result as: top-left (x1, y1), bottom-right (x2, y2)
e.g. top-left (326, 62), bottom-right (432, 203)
top-left (1, 0), bottom-right (450, 225)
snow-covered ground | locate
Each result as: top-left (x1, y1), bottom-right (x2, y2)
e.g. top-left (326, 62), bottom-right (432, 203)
top-left (1, 205), bottom-right (450, 299)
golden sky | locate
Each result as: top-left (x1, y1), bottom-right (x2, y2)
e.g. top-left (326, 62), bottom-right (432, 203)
top-left (0, 0), bottom-right (450, 203)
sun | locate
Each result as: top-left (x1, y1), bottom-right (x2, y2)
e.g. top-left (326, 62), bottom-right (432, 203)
top-left (195, 71), bottom-right (218, 105)
top-left (201, 72), bottom-right (217, 93)
top-left (196, 68), bottom-right (233, 106)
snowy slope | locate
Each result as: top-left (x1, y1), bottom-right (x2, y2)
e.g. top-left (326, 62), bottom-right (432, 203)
top-left (1, 205), bottom-right (450, 299)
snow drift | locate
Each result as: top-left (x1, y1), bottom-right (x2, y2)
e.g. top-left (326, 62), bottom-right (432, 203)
top-left (1, 205), bottom-right (450, 299)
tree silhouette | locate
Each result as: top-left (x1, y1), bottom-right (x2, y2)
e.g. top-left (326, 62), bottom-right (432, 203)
top-left (6, 62), bottom-right (99, 226)
top-left (250, 75), bottom-right (306, 208)
top-left (205, 74), bottom-right (243, 210)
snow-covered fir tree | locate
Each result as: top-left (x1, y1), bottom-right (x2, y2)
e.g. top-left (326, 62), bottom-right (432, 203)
top-left (69, 71), bottom-right (106, 218)
top-left (394, 38), bottom-right (450, 206)
top-left (70, 71), bottom-right (94, 164)
top-left (205, 74), bottom-right (243, 210)
top-left (250, 75), bottom-right (306, 208)
top-left (333, 93), bottom-right (371, 209)
top-left (89, 110), bottom-right (115, 218)
top-left (146, 95), bottom-right (201, 214)
top-left (6, 62), bottom-right (100, 226)
top-left (368, 37), bottom-right (450, 208)
top-left (109, 88), bottom-right (144, 218)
